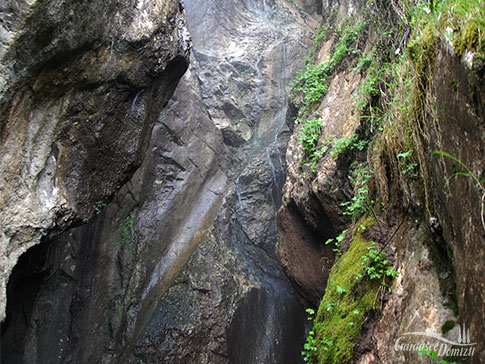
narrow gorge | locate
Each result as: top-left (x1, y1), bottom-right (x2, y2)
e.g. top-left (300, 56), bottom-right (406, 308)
top-left (0, 1), bottom-right (484, 364)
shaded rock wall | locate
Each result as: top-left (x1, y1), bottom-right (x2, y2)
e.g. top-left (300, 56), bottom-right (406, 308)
top-left (419, 38), bottom-right (485, 363)
top-left (1, 67), bottom-right (227, 363)
top-left (0, 0), bottom-right (190, 322)
top-left (127, 0), bottom-right (324, 362)
top-left (1, 0), bottom-right (324, 363)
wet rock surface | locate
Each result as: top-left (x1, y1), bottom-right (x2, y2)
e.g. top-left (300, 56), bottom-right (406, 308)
top-left (1, 64), bottom-right (227, 364)
top-left (422, 40), bottom-right (485, 364)
top-left (1, 0), bottom-right (322, 363)
top-left (0, 0), bottom-right (190, 322)
top-left (125, 0), bottom-right (322, 362)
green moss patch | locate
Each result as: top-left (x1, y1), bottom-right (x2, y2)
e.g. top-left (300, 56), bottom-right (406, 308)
top-left (453, 20), bottom-right (479, 56)
top-left (311, 218), bottom-right (384, 364)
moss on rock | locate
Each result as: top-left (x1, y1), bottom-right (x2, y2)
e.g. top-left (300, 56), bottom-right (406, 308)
top-left (312, 218), bottom-right (384, 364)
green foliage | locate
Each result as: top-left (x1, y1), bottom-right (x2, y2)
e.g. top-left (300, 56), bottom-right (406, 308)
top-left (354, 48), bottom-right (375, 72)
top-left (446, 0), bottom-right (485, 57)
top-left (314, 25), bottom-right (329, 46)
top-left (355, 63), bottom-right (382, 111)
top-left (95, 203), bottom-right (106, 214)
top-left (331, 21), bottom-right (365, 66)
top-left (291, 20), bottom-right (367, 112)
top-left (325, 229), bottom-right (348, 255)
top-left (306, 26), bottom-right (329, 62)
top-left (433, 150), bottom-right (483, 190)
top-left (302, 308), bottom-right (330, 362)
top-left (308, 219), bottom-right (383, 364)
top-left (297, 118), bottom-right (329, 176)
top-left (419, 347), bottom-right (438, 359)
top-left (239, 90), bottom-right (246, 98)
top-left (419, 347), bottom-right (458, 364)
top-left (329, 134), bottom-right (359, 158)
top-left (341, 165), bottom-right (374, 221)
top-left (300, 118), bottom-right (323, 156)
top-left (119, 214), bottom-right (134, 246)
top-left (397, 150), bottom-right (419, 178)
top-left (292, 61), bottom-right (332, 108)
top-left (361, 242), bottom-right (397, 284)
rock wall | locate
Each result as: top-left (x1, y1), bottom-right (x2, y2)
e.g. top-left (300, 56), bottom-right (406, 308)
top-left (0, 0), bottom-right (190, 322)
top-left (3, 0), bottom-right (482, 363)
top-left (278, 0), bottom-right (485, 363)
top-left (124, 0), bottom-right (323, 362)
top-left (1, 0), bottom-right (323, 363)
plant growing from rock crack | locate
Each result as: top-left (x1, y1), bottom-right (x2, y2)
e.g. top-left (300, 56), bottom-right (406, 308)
top-left (359, 242), bottom-right (397, 286)
top-left (291, 20), bottom-right (367, 112)
top-left (119, 214), bottom-right (134, 246)
top-left (298, 118), bottom-right (330, 175)
top-left (325, 229), bottom-right (348, 255)
top-left (95, 202), bottom-right (106, 214)
top-left (397, 150), bottom-right (419, 178)
top-left (302, 309), bottom-right (318, 361)
top-left (300, 118), bottom-right (323, 156)
top-left (341, 165), bottom-right (375, 222)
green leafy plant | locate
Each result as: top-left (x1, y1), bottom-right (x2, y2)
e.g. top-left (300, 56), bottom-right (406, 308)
top-left (306, 25), bottom-right (329, 62)
top-left (291, 61), bottom-right (332, 108)
top-left (335, 284), bottom-right (348, 294)
top-left (341, 165), bottom-right (375, 221)
top-left (291, 20), bottom-right (367, 112)
top-left (329, 134), bottom-right (359, 158)
top-left (311, 218), bottom-right (383, 364)
top-left (298, 119), bottom-right (332, 176)
top-left (119, 214), bottom-right (134, 246)
top-left (419, 347), bottom-right (457, 364)
top-left (325, 229), bottom-right (348, 255)
top-left (361, 242), bottom-right (397, 284)
top-left (95, 203), bottom-right (106, 214)
top-left (397, 150), bottom-right (419, 177)
top-left (302, 308), bottom-right (331, 362)
top-left (300, 118), bottom-right (323, 156)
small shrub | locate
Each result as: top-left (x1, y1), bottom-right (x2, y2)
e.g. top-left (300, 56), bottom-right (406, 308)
top-left (300, 118), bottom-right (323, 156)
top-left (341, 165), bottom-right (374, 221)
top-left (329, 134), bottom-right (359, 158)
top-left (361, 242), bottom-right (397, 284)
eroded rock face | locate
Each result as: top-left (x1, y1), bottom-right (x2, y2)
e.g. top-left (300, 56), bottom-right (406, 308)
top-left (277, 0), bottom-right (366, 301)
top-left (0, 0), bottom-right (190, 322)
top-left (1, 68), bottom-right (227, 364)
top-left (423, 41), bottom-right (485, 364)
top-left (1, 0), bottom-right (323, 362)
top-left (124, 0), bottom-right (323, 362)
